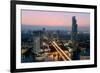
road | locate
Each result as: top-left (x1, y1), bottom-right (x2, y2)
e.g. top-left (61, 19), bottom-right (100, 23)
top-left (50, 41), bottom-right (71, 61)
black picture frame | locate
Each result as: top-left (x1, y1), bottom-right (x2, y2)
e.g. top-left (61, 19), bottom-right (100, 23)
top-left (10, 0), bottom-right (97, 73)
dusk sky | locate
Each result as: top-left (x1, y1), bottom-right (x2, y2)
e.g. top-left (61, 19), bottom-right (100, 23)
top-left (21, 10), bottom-right (90, 28)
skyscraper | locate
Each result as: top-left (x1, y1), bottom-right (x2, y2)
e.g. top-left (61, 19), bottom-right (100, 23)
top-left (71, 16), bottom-right (79, 60)
top-left (33, 36), bottom-right (41, 55)
top-left (71, 16), bottom-right (78, 42)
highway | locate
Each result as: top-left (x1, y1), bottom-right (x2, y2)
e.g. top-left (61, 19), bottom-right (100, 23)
top-left (21, 40), bottom-right (72, 61)
top-left (51, 41), bottom-right (71, 61)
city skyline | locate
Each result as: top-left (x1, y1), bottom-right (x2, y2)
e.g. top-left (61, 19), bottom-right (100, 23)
top-left (21, 16), bottom-right (90, 62)
top-left (21, 24), bottom-right (90, 32)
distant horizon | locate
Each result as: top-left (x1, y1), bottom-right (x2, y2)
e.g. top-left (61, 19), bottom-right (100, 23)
top-left (21, 24), bottom-right (90, 32)
top-left (21, 10), bottom-right (90, 32)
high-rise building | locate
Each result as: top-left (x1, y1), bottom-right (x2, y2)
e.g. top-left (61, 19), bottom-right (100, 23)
top-left (33, 36), bottom-right (41, 55)
top-left (71, 16), bottom-right (78, 42)
top-left (71, 16), bottom-right (79, 60)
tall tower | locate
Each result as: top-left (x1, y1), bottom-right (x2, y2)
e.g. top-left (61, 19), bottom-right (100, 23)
top-left (33, 36), bottom-right (41, 55)
top-left (71, 16), bottom-right (79, 60)
top-left (71, 16), bottom-right (77, 42)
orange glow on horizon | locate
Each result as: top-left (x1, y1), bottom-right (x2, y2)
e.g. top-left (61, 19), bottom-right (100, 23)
top-left (22, 10), bottom-right (90, 27)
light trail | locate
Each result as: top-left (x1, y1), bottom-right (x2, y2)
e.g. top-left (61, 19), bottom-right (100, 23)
top-left (52, 41), bottom-right (71, 61)
top-left (21, 49), bottom-right (28, 54)
top-left (51, 43), bottom-right (67, 61)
